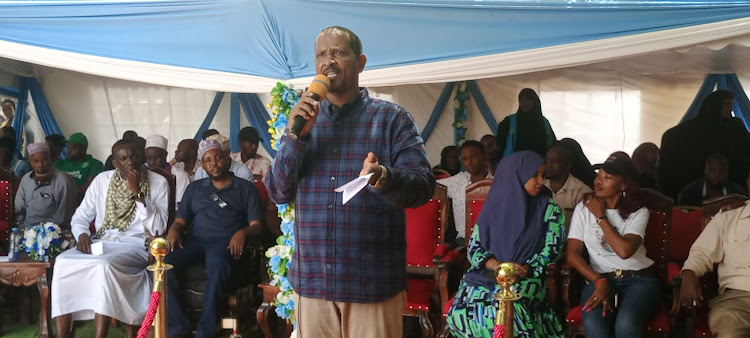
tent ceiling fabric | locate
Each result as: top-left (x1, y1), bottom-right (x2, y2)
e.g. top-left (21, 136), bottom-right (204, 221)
top-left (1, 0), bottom-right (750, 91)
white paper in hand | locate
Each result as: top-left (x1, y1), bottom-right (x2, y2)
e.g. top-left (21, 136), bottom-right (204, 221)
top-left (334, 173), bottom-right (373, 205)
top-left (90, 241), bottom-right (104, 256)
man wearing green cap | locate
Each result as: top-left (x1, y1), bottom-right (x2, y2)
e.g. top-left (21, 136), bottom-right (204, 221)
top-left (54, 132), bottom-right (104, 204)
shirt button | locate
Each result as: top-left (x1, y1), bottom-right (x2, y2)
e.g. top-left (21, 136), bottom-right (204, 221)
top-left (333, 148), bottom-right (338, 153)
top-left (326, 264), bottom-right (332, 269)
top-left (328, 204), bottom-right (333, 209)
top-left (336, 121), bottom-right (341, 126)
top-left (330, 176), bottom-right (335, 181)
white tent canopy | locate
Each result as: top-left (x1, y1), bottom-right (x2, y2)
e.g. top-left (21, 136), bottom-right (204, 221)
top-left (2, 0), bottom-right (750, 164)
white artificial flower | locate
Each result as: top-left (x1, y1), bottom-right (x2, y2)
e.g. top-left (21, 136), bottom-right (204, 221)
top-left (279, 245), bottom-right (292, 259)
top-left (276, 291), bottom-right (292, 304)
top-left (265, 245), bottom-right (281, 258)
top-left (269, 274), bottom-right (282, 287)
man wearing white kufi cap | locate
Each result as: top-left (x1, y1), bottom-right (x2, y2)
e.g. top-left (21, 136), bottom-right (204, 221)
top-left (52, 138), bottom-right (169, 337)
top-left (144, 134), bottom-right (190, 206)
top-left (15, 142), bottom-right (77, 229)
top-left (193, 133), bottom-right (253, 181)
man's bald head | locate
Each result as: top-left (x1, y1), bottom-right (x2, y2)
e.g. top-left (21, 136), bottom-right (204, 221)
top-left (175, 139), bottom-right (199, 163)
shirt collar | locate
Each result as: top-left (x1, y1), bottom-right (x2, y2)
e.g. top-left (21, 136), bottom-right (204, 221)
top-left (544, 173), bottom-right (573, 194)
top-left (702, 180), bottom-right (728, 197)
top-left (200, 172), bottom-right (238, 192)
top-left (320, 88), bottom-right (367, 118)
top-left (739, 201), bottom-right (750, 219)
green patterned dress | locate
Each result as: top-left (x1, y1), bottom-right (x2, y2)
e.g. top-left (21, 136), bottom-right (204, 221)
top-left (446, 198), bottom-right (565, 338)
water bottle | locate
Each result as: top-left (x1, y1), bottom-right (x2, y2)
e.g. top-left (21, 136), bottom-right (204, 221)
top-left (8, 227), bottom-right (20, 261)
top-left (228, 329), bottom-right (242, 338)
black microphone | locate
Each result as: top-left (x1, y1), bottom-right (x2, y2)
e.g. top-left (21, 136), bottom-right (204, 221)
top-left (288, 75), bottom-right (330, 139)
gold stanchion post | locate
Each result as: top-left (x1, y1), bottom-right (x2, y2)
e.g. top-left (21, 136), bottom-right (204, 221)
top-left (494, 263), bottom-right (521, 338)
top-left (147, 238), bottom-right (173, 338)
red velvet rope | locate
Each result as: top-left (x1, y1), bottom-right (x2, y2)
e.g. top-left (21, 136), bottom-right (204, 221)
top-left (137, 291), bottom-right (161, 338)
top-left (493, 324), bottom-right (505, 338)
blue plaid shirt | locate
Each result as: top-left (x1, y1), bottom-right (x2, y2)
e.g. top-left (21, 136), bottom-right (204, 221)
top-left (266, 88), bottom-right (435, 303)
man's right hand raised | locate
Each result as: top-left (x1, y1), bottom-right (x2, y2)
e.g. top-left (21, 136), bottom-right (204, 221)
top-left (288, 91), bottom-right (320, 139)
top-left (76, 233), bottom-right (92, 254)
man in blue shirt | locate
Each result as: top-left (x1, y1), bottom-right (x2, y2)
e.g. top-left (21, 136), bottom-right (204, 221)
top-left (266, 26), bottom-right (434, 337)
top-left (165, 139), bottom-right (263, 338)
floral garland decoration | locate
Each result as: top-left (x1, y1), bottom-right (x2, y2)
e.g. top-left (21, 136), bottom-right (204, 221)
top-left (267, 82), bottom-right (300, 150)
top-left (265, 82), bottom-right (300, 322)
top-left (453, 81), bottom-right (469, 146)
top-left (23, 222), bottom-right (65, 262)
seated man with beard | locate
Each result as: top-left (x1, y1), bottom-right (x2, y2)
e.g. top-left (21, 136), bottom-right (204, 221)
top-left (51, 139), bottom-right (168, 338)
top-left (165, 139), bottom-right (263, 338)
top-left (15, 142), bottom-right (76, 229)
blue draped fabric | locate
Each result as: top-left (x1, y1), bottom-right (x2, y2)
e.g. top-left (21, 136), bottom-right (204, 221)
top-left (680, 74), bottom-right (720, 123)
top-left (0, 86), bottom-right (21, 99)
top-left (230, 93), bottom-right (241, 153)
top-left (680, 73), bottom-right (750, 132)
top-left (421, 82), bottom-right (454, 142)
top-left (723, 74), bottom-right (750, 131)
top-left (27, 77), bottom-right (64, 137)
top-left (1, 1), bottom-right (749, 80)
top-left (467, 80), bottom-right (499, 135)
top-left (194, 92), bottom-right (224, 141)
top-left (237, 93), bottom-right (276, 157)
top-left (11, 79), bottom-right (29, 157)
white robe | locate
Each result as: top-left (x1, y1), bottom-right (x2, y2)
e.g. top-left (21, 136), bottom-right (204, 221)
top-left (51, 170), bottom-right (169, 325)
top-left (170, 166), bottom-right (189, 204)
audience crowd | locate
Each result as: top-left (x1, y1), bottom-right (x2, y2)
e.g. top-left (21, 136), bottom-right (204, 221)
top-left (0, 26), bottom-right (748, 338)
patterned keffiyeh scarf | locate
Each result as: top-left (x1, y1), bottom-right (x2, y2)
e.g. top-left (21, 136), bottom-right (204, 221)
top-left (99, 168), bottom-right (150, 234)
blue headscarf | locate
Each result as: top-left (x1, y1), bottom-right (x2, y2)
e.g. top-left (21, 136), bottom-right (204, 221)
top-left (464, 150), bottom-right (550, 287)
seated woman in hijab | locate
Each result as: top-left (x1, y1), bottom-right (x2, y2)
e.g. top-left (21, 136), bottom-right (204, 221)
top-left (566, 153), bottom-right (661, 338)
top-left (446, 150), bottom-right (565, 338)
top-left (496, 88), bottom-right (557, 160)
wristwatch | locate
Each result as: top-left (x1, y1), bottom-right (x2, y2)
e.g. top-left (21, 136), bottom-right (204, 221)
top-left (595, 215), bottom-right (607, 225)
top-left (373, 165), bottom-right (389, 189)
top-left (133, 191), bottom-right (146, 200)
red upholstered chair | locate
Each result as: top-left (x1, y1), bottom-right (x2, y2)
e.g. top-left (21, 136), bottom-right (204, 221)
top-left (669, 207), bottom-right (703, 264)
top-left (436, 179), bottom-right (492, 338)
top-left (0, 167), bottom-right (16, 250)
top-left (701, 193), bottom-right (747, 220)
top-left (433, 168), bottom-right (451, 180)
top-left (562, 188), bottom-right (673, 337)
top-left (670, 199), bottom-right (747, 337)
top-left (403, 183), bottom-right (454, 338)
top-left (464, 178), bottom-right (493, 241)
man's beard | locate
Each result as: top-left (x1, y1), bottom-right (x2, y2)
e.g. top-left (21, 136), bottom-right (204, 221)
top-left (34, 171), bottom-right (52, 182)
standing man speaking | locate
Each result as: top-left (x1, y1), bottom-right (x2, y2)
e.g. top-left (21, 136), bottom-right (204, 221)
top-left (266, 26), bottom-right (435, 337)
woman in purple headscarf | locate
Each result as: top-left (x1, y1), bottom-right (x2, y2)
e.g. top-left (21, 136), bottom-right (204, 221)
top-left (446, 151), bottom-right (565, 338)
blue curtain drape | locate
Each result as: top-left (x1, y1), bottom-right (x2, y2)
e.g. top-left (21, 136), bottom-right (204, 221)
top-left (0, 86), bottom-right (20, 99)
top-left (467, 80), bottom-right (499, 135)
top-left (680, 73), bottom-right (750, 133)
top-left (194, 92), bottom-right (224, 141)
top-left (723, 74), bottom-right (750, 131)
top-left (421, 82), bottom-right (454, 142)
top-left (27, 78), bottom-right (64, 137)
top-left (238, 93), bottom-right (276, 156)
top-left (11, 79), bottom-right (30, 157)
top-left (680, 74), bottom-right (720, 123)
top-left (229, 93), bottom-right (241, 153)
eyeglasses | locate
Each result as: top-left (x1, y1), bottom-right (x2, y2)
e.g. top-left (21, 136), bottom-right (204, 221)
top-left (210, 193), bottom-right (227, 208)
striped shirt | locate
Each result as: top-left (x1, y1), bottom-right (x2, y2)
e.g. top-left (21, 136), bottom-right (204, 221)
top-left (266, 88), bottom-right (435, 303)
